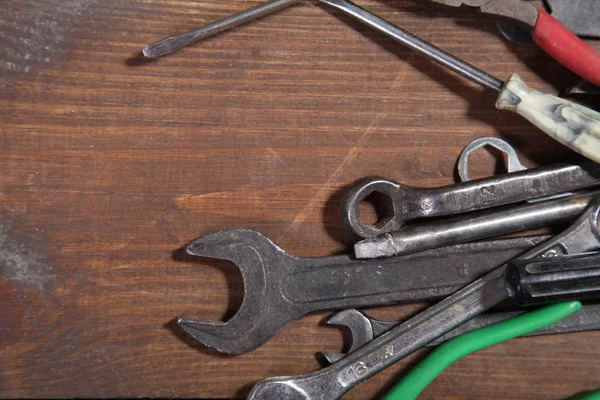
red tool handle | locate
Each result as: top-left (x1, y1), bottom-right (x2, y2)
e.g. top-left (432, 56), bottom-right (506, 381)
top-left (532, 10), bottom-right (600, 87)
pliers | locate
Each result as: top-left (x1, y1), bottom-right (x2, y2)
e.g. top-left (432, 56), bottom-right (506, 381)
top-left (428, 0), bottom-right (600, 87)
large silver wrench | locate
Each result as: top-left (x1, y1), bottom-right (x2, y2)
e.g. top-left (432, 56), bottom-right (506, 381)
top-left (182, 189), bottom-right (591, 354)
top-left (246, 202), bottom-right (600, 400)
top-left (179, 234), bottom-right (543, 354)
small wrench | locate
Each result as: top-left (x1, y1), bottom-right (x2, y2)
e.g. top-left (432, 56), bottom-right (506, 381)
top-left (179, 234), bottom-right (545, 354)
top-left (321, 304), bottom-right (600, 363)
top-left (341, 162), bottom-right (600, 238)
top-left (246, 202), bottom-right (600, 400)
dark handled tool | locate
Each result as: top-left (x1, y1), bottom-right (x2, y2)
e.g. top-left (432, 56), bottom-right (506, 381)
top-left (507, 251), bottom-right (600, 305)
top-left (246, 202), bottom-right (600, 400)
top-left (341, 162), bottom-right (600, 238)
top-left (321, 304), bottom-right (600, 363)
top-left (178, 234), bottom-right (545, 354)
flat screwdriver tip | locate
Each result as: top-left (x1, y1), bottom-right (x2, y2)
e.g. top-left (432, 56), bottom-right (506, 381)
top-left (354, 234), bottom-right (398, 259)
top-left (142, 36), bottom-right (181, 58)
top-left (141, 46), bottom-right (156, 58)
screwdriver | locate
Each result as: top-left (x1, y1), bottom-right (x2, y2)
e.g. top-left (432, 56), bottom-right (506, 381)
top-left (505, 251), bottom-right (600, 305)
top-left (143, 0), bottom-right (600, 163)
top-left (319, 0), bottom-right (600, 163)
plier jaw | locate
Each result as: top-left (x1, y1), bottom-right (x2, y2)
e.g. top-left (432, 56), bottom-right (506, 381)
top-left (429, 0), bottom-right (539, 30)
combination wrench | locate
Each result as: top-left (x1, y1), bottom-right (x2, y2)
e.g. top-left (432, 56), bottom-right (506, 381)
top-left (321, 304), bottom-right (600, 363)
top-left (180, 234), bottom-right (546, 354)
top-left (246, 202), bottom-right (600, 400)
top-left (342, 162), bottom-right (600, 239)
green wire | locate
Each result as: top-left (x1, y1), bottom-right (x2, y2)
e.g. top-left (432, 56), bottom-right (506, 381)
top-left (577, 389), bottom-right (600, 400)
top-left (383, 301), bottom-right (583, 400)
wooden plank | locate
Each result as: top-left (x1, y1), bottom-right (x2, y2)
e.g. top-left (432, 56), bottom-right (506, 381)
top-left (1, 0), bottom-right (599, 398)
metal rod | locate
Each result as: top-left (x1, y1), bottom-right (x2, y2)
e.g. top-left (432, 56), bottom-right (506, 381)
top-left (142, 0), bottom-right (302, 58)
top-left (142, 0), bottom-right (504, 92)
top-left (319, 0), bottom-right (504, 92)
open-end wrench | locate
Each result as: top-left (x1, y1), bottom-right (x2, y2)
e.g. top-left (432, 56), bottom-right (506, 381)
top-left (342, 162), bottom-right (600, 239)
top-left (179, 234), bottom-right (546, 354)
top-left (321, 304), bottom-right (600, 363)
top-left (246, 202), bottom-right (600, 400)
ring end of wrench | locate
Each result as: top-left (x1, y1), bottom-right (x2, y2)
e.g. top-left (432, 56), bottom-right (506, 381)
top-left (340, 177), bottom-right (406, 239)
top-left (248, 377), bottom-right (309, 400)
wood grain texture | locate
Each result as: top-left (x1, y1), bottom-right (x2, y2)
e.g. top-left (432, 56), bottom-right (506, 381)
top-left (1, 0), bottom-right (599, 399)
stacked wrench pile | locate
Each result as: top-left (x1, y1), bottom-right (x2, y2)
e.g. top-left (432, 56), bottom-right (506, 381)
top-left (176, 138), bottom-right (600, 399)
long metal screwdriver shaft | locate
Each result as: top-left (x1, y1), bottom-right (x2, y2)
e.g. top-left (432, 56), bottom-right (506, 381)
top-left (320, 0), bottom-right (504, 92)
top-left (143, 0), bottom-right (302, 58)
top-left (141, 0), bottom-right (600, 162)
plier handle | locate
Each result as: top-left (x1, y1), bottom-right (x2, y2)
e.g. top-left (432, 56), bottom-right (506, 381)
top-left (429, 0), bottom-right (600, 87)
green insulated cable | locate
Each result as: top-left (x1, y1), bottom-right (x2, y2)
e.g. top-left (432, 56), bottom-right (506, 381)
top-left (578, 389), bottom-right (600, 400)
top-left (383, 301), bottom-right (583, 400)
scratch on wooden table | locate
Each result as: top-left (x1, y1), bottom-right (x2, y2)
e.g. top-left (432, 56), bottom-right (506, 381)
top-left (281, 113), bottom-right (383, 238)
top-left (280, 58), bottom-right (417, 239)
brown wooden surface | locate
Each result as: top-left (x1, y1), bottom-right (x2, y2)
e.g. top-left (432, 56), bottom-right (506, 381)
top-left (1, 1), bottom-right (600, 399)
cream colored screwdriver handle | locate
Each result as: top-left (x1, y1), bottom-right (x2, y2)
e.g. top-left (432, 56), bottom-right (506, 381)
top-left (496, 73), bottom-right (600, 164)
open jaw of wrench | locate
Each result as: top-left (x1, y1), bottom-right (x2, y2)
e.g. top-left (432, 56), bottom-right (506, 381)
top-left (341, 162), bottom-right (600, 239)
top-left (178, 231), bottom-right (546, 354)
top-left (321, 304), bottom-right (600, 363)
top-left (246, 202), bottom-right (600, 400)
